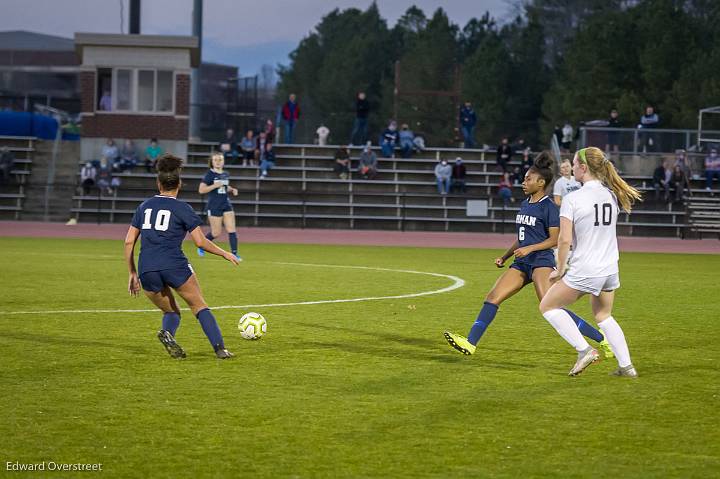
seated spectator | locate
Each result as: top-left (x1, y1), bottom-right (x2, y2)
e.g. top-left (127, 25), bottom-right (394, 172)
top-left (358, 144), bottom-right (378, 179)
top-left (652, 159), bottom-right (672, 201)
top-left (670, 164), bottom-right (691, 203)
top-left (705, 147), bottom-right (720, 191)
top-left (79, 162), bottom-right (97, 194)
top-left (498, 172), bottom-right (514, 206)
top-left (510, 165), bottom-right (523, 185)
top-left (96, 157), bottom-right (121, 195)
top-left (413, 134), bottom-right (426, 152)
top-left (0, 147), bottom-right (14, 184)
top-left (434, 159), bottom-right (452, 195)
top-left (316, 124), bottom-right (330, 146)
top-left (334, 145), bottom-right (351, 180)
top-left (674, 149), bottom-right (692, 178)
top-left (380, 121), bottom-right (398, 158)
top-left (117, 139), bottom-right (139, 171)
top-left (521, 148), bottom-right (533, 178)
top-left (99, 90), bottom-right (112, 111)
top-left (496, 137), bottom-right (512, 173)
top-left (451, 157), bottom-right (467, 193)
top-left (144, 138), bottom-right (163, 173)
top-left (240, 130), bottom-right (256, 166)
top-left (264, 119), bottom-right (276, 143)
top-left (219, 128), bottom-right (238, 163)
top-left (254, 131), bottom-right (269, 165)
top-left (101, 138), bottom-right (119, 168)
top-left (259, 143), bottom-right (275, 179)
top-left (398, 124), bottom-right (415, 158)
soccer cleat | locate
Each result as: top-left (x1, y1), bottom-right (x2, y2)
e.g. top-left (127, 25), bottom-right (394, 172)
top-left (443, 331), bottom-right (476, 356)
top-left (214, 345), bottom-right (235, 359)
top-left (157, 330), bottom-right (186, 359)
top-left (611, 364), bottom-right (638, 378)
top-left (568, 347), bottom-right (599, 376)
top-left (197, 247), bottom-right (205, 257)
top-left (234, 254), bottom-right (243, 262)
top-left (599, 337), bottom-right (614, 359)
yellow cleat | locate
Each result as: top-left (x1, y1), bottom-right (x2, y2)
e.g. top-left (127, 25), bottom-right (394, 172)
top-left (443, 331), bottom-right (476, 356)
top-left (599, 338), bottom-right (615, 359)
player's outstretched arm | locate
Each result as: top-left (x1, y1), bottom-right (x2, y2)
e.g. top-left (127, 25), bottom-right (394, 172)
top-left (496, 240), bottom-right (519, 267)
top-left (124, 226), bottom-right (141, 296)
top-left (198, 181), bottom-right (220, 195)
top-left (189, 227), bottom-right (239, 265)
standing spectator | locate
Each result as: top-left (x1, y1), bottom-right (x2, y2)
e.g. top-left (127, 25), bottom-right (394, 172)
top-left (606, 108), bottom-right (621, 154)
top-left (674, 149), bottom-right (692, 179)
top-left (264, 119), bottom-right (276, 143)
top-left (350, 91), bottom-right (369, 145)
top-left (333, 145), bottom-right (351, 180)
top-left (459, 101), bottom-right (477, 149)
top-left (259, 143), bottom-right (275, 179)
top-left (79, 162), bottom-right (97, 194)
top-left (0, 147), bottom-right (14, 184)
top-left (496, 137), bottom-right (512, 172)
top-left (561, 122), bottom-right (574, 150)
top-left (119, 139), bottom-right (139, 171)
top-left (638, 105), bottom-right (660, 152)
top-left (380, 121), bottom-right (398, 158)
top-left (144, 138), bottom-right (163, 173)
top-left (97, 156), bottom-right (120, 194)
top-left (451, 157), bottom-right (467, 193)
top-left (101, 139), bottom-right (119, 167)
top-left (498, 172), bottom-right (514, 206)
top-left (219, 128), bottom-right (238, 164)
top-left (705, 147), bottom-right (720, 191)
top-left (670, 164), bottom-right (691, 202)
top-left (316, 124), bottom-right (330, 146)
top-left (254, 131), bottom-right (268, 165)
top-left (652, 159), bottom-right (672, 201)
top-left (434, 159), bottom-right (452, 195)
top-left (398, 124), bottom-right (415, 158)
top-left (358, 144), bottom-right (378, 179)
top-left (98, 90), bottom-right (112, 111)
top-left (240, 130), bottom-right (256, 166)
top-left (281, 93), bottom-right (300, 144)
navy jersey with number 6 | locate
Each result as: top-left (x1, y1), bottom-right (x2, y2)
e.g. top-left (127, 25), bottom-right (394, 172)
top-left (202, 170), bottom-right (232, 212)
top-left (131, 195), bottom-right (203, 274)
top-left (515, 195), bottom-right (560, 265)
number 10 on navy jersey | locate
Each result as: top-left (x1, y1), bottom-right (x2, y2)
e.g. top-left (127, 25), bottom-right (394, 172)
top-left (142, 208), bottom-right (172, 231)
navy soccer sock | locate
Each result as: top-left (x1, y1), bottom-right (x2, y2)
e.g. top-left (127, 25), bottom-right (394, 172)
top-left (205, 232), bottom-right (214, 241)
top-left (162, 312), bottom-right (180, 337)
top-left (467, 301), bottom-right (499, 345)
top-left (563, 308), bottom-right (604, 343)
top-left (196, 308), bottom-right (225, 350)
top-left (228, 232), bottom-right (238, 255)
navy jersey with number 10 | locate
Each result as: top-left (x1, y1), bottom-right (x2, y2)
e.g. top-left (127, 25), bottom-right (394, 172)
top-left (131, 195), bottom-right (203, 275)
top-left (515, 195), bottom-right (560, 265)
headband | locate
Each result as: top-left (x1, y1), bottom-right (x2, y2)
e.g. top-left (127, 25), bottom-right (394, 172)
top-left (577, 148), bottom-right (610, 165)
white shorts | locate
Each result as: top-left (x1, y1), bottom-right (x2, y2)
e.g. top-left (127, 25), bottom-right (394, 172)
top-left (563, 272), bottom-right (620, 296)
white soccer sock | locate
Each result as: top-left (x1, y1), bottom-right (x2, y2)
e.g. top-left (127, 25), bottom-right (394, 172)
top-left (542, 308), bottom-right (591, 352)
top-left (599, 316), bottom-right (632, 368)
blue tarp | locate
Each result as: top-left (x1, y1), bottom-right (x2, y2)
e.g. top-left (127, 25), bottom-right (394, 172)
top-left (0, 111), bottom-right (79, 141)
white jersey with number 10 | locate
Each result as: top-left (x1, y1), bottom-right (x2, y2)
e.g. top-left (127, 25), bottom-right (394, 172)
top-left (559, 180), bottom-right (619, 278)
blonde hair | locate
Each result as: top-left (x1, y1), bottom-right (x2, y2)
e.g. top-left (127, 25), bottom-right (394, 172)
top-left (577, 147), bottom-right (642, 212)
top-left (209, 151), bottom-right (224, 168)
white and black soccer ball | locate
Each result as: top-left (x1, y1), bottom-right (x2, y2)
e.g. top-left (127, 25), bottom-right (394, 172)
top-left (238, 312), bottom-right (267, 340)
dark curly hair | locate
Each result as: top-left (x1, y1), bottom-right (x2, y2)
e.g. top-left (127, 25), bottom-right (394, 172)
top-left (155, 154), bottom-right (183, 190)
top-left (528, 151), bottom-right (555, 188)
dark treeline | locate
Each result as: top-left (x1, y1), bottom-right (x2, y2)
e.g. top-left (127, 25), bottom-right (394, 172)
top-left (276, 0), bottom-right (720, 147)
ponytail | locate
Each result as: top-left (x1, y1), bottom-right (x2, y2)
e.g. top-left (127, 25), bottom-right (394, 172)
top-left (578, 147), bottom-right (642, 212)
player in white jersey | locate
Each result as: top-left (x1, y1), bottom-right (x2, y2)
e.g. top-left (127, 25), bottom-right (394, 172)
top-left (539, 146), bottom-right (642, 377)
top-left (553, 158), bottom-right (581, 206)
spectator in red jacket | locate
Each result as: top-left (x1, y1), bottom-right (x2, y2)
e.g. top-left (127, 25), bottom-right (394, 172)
top-left (281, 93), bottom-right (300, 144)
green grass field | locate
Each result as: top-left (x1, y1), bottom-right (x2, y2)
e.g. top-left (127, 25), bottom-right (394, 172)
top-left (1, 237), bottom-right (719, 478)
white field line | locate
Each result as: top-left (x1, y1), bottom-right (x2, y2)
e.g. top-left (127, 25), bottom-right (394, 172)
top-left (0, 261), bottom-right (465, 316)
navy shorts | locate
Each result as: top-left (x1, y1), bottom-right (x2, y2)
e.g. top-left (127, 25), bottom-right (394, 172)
top-left (207, 203), bottom-right (233, 217)
top-left (139, 264), bottom-right (194, 292)
top-left (510, 260), bottom-right (555, 283)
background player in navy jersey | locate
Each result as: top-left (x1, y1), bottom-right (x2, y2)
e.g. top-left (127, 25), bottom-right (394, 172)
top-left (124, 154), bottom-right (240, 359)
top-left (197, 152), bottom-right (241, 260)
top-left (444, 152), bottom-right (611, 357)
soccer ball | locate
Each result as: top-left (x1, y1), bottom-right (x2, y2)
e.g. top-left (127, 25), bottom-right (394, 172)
top-left (238, 312), bottom-right (267, 340)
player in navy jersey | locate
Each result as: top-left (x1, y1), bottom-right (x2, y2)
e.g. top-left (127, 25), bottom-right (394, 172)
top-left (444, 152), bottom-right (611, 357)
top-left (197, 152), bottom-right (241, 260)
top-left (124, 154), bottom-right (240, 359)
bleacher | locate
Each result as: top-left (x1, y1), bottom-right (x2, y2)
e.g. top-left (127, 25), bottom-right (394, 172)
top-left (66, 142), bottom-right (709, 237)
top-left (0, 136), bottom-right (34, 219)
top-left (686, 197), bottom-right (720, 239)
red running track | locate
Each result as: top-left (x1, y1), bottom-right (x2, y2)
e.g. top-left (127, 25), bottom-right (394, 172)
top-left (1, 221), bottom-right (718, 254)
